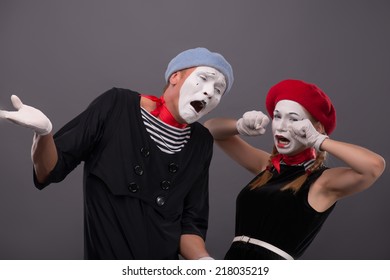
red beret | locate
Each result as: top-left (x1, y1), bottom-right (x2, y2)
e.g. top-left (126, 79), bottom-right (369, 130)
top-left (266, 79), bottom-right (336, 135)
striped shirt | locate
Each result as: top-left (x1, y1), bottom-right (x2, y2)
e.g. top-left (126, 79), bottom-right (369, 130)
top-left (141, 107), bottom-right (191, 154)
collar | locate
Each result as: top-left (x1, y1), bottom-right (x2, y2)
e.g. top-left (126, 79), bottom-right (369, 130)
top-left (141, 94), bottom-right (188, 129)
top-left (271, 148), bottom-right (316, 173)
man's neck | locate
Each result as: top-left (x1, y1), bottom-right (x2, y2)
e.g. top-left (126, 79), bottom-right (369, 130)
top-left (140, 94), bottom-right (187, 128)
top-left (140, 96), bottom-right (157, 112)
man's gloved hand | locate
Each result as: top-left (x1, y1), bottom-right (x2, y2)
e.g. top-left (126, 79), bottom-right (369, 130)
top-left (0, 95), bottom-right (52, 135)
top-left (288, 119), bottom-right (328, 151)
top-left (236, 110), bottom-right (270, 136)
top-left (198, 256), bottom-right (215, 260)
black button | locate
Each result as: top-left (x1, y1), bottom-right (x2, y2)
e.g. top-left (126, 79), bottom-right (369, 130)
top-left (160, 180), bottom-right (171, 190)
top-left (134, 165), bottom-right (144, 176)
top-left (168, 162), bottom-right (179, 173)
top-left (128, 182), bottom-right (139, 193)
top-left (156, 196), bottom-right (165, 206)
top-left (140, 147), bottom-right (150, 157)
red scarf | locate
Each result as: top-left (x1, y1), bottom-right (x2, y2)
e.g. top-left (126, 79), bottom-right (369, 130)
top-left (271, 148), bottom-right (316, 173)
top-left (141, 95), bottom-right (188, 129)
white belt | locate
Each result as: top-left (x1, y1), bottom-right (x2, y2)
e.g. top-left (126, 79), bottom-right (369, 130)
top-left (232, 235), bottom-right (294, 260)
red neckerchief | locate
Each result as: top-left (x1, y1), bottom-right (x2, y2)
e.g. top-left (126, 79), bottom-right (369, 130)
top-left (141, 94), bottom-right (188, 129)
top-left (271, 148), bottom-right (316, 173)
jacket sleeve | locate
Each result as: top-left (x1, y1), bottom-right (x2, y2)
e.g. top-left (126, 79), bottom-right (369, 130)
top-left (33, 88), bottom-right (118, 190)
top-left (180, 145), bottom-right (213, 240)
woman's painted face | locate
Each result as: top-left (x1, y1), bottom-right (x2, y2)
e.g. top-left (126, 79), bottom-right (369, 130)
top-left (272, 100), bottom-right (310, 155)
top-left (178, 66), bottom-right (226, 124)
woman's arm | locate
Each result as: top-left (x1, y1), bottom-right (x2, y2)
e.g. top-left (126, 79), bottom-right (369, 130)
top-left (317, 139), bottom-right (385, 198)
top-left (204, 112), bottom-right (271, 174)
top-left (288, 119), bottom-right (385, 210)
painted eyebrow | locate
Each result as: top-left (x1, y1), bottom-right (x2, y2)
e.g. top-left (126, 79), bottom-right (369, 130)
top-left (199, 71), bottom-right (215, 76)
top-left (274, 110), bottom-right (301, 117)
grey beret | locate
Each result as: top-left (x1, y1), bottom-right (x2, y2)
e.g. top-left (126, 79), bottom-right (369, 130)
top-left (164, 47), bottom-right (234, 94)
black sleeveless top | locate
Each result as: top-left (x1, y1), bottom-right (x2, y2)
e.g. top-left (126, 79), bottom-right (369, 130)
top-left (225, 163), bottom-right (336, 259)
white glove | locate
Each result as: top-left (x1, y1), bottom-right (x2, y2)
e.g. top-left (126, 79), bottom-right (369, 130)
top-left (236, 110), bottom-right (270, 136)
top-left (198, 256), bottom-right (214, 260)
top-left (288, 119), bottom-right (328, 151)
top-left (0, 95), bottom-right (52, 135)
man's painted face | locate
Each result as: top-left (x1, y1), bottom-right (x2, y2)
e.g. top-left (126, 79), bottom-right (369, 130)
top-left (178, 66), bottom-right (226, 124)
top-left (272, 99), bottom-right (310, 155)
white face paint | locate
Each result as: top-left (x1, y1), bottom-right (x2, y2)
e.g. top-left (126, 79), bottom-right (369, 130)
top-left (272, 100), bottom-right (310, 155)
top-left (178, 66), bottom-right (226, 123)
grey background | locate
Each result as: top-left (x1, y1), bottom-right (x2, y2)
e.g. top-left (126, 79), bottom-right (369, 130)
top-left (0, 0), bottom-right (389, 259)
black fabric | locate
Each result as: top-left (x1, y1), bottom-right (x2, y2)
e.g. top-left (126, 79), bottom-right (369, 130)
top-left (225, 241), bottom-right (285, 260)
top-left (33, 88), bottom-right (213, 259)
top-left (226, 164), bottom-right (336, 260)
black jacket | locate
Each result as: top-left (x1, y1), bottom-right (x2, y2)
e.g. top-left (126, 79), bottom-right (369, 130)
top-left (34, 88), bottom-right (212, 259)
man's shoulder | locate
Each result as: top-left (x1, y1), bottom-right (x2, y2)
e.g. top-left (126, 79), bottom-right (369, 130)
top-left (102, 87), bottom-right (139, 98)
top-left (92, 87), bottom-right (140, 105)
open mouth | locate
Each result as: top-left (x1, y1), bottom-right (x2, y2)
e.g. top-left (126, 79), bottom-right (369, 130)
top-left (276, 135), bottom-right (290, 147)
top-left (190, 100), bottom-right (206, 113)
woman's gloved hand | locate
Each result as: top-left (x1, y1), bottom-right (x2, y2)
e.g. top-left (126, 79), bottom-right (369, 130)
top-left (236, 110), bottom-right (269, 136)
top-left (288, 119), bottom-right (328, 151)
